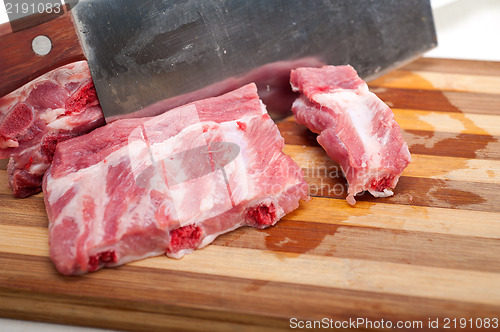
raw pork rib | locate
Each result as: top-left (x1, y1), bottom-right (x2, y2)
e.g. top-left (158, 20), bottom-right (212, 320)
top-left (290, 65), bottom-right (411, 205)
top-left (0, 61), bottom-right (105, 197)
top-left (43, 83), bottom-right (309, 275)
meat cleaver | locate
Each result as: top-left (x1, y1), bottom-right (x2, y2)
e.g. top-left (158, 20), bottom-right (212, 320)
top-left (0, 0), bottom-right (436, 121)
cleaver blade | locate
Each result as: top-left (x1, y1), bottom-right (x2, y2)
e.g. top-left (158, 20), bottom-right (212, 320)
top-left (2, 0), bottom-right (437, 121)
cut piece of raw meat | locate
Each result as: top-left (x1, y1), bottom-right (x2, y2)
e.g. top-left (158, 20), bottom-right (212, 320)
top-left (290, 65), bottom-right (411, 205)
top-left (43, 83), bottom-right (309, 275)
top-left (0, 61), bottom-right (105, 198)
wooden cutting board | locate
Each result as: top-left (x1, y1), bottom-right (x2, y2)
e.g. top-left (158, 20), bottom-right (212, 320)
top-left (1, 58), bottom-right (499, 331)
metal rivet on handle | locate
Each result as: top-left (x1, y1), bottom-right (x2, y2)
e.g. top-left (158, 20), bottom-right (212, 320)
top-left (32, 35), bottom-right (52, 56)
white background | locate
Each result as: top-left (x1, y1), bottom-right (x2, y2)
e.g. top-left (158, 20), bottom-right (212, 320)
top-left (427, 0), bottom-right (500, 61)
top-left (0, 0), bottom-right (499, 331)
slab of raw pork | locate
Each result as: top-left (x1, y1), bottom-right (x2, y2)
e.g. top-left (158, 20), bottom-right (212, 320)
top-left (290, 65), bottom-right (411, 205)
top-left (44, 83), bottom-right (309, 275)
top-left (0, 61), bottom-right (105, 197)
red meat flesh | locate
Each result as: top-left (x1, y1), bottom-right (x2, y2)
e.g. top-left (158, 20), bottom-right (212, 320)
top-left (0, 61), bottom-right (105, 197)
top-left (290, 65), bottom-right (411, 205)
top-left (43, 83), bottom-right (309, 275)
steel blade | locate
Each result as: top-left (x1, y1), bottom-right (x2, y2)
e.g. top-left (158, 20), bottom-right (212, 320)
top-left (72, 0), bottom-right (436, 120)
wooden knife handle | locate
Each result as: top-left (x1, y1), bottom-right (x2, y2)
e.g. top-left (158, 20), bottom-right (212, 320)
top-left (0, 12), bottom-right (85, 98)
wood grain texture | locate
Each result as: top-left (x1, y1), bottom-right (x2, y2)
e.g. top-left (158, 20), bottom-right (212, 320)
top-left (0, 58), bottom-right (500, 331)
top-left (0, 12), bottom-right (84, 97)
top-left (369, 70), bottom-right (500, 94)
top-left (401, 57), bottom-right (500, 77)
